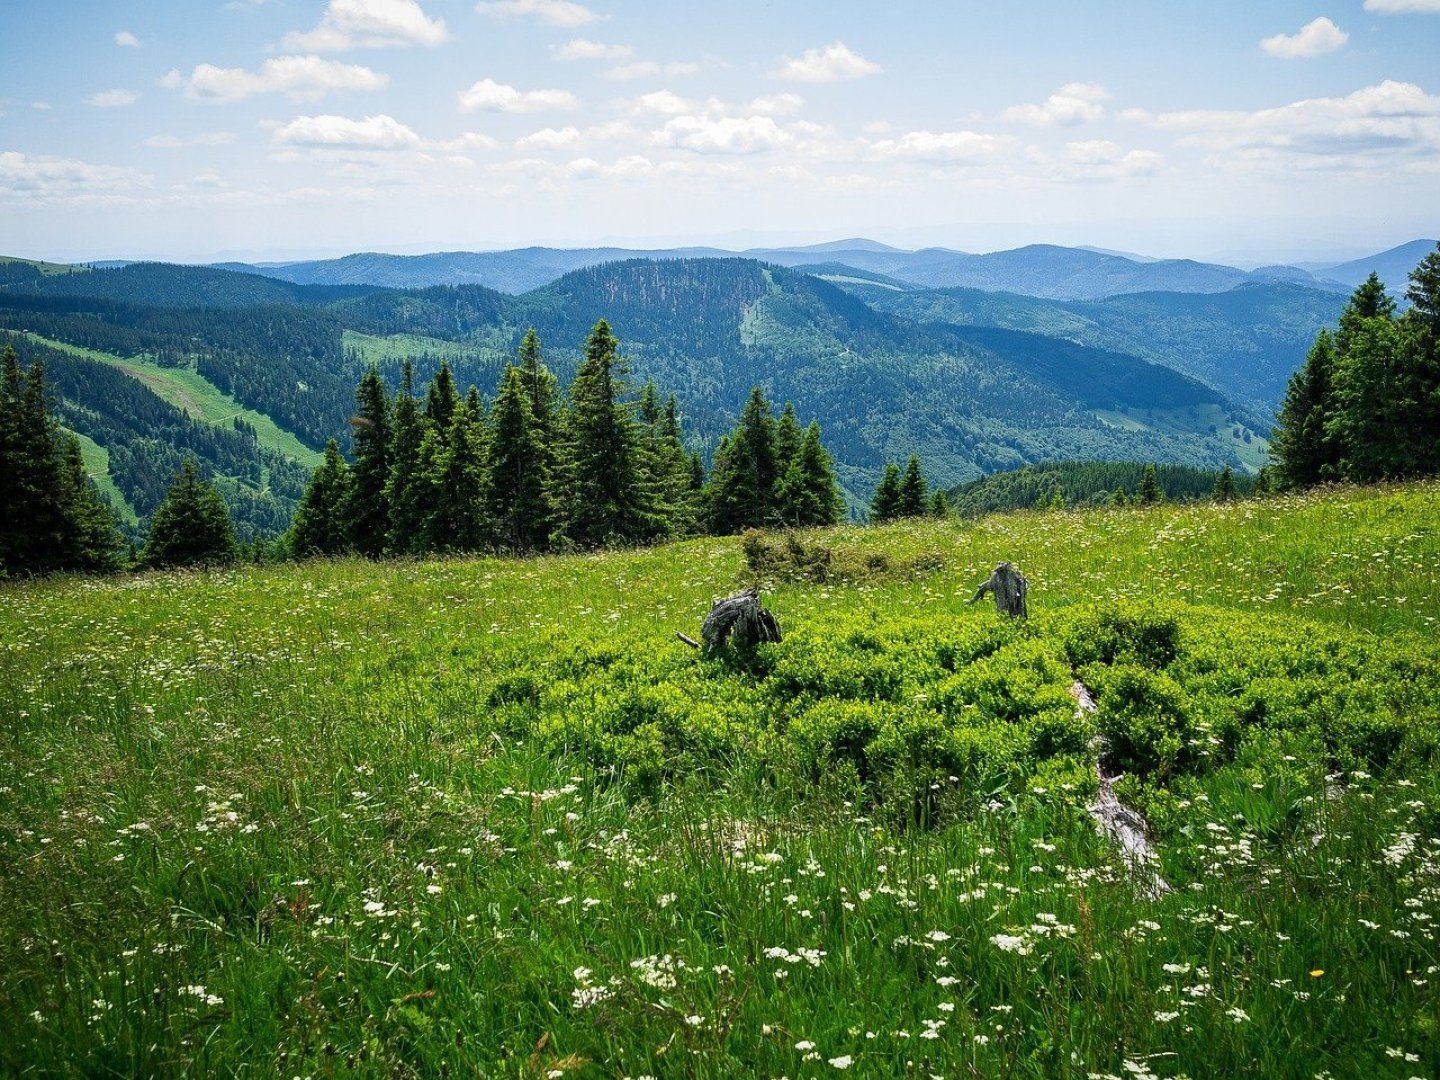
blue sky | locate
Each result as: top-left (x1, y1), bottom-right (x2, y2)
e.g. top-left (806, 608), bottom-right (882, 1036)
top-left (2, 0), bottom-right (1438, 263)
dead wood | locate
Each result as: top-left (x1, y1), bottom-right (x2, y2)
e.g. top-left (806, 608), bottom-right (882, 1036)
top-left (700, 588), bottom-right (782, 655)
top-left (968, 561), bottom-right (1029, 618)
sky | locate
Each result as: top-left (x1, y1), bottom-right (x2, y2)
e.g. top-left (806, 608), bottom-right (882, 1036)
top-left (2, 0), bottom-right (1439, 264)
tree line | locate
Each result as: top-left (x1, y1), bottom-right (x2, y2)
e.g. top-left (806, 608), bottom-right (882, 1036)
top-left (1271, 244), bottom-right (1440, 487)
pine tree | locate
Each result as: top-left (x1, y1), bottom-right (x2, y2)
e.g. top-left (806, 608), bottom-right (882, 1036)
top-left (898, 454), bottom-right (928, 517)
top-left (384, 360), bottom-right (429, 554)
top-left (706, 386), bottom-right (778, 533)
top-left (775, 420), bottom-right (844, 527)
top-left (1138, 464), bottom-right (1161, 505)
top-left (291, 439), bottom-right (353, 558)
top-left (1213, 464), bottom-right (1235, 501)
top-left (424, 391), bottom-right (489, 552)
top-left (344, 367), bottom-right (391, 556)
top-left (140, 458), bottom-right (237, 568)
top-left (566, 320), bottom-right (664, 545)
top-left (1271, 331), bottom-right (1338, 489)
top-left (870, 462), bottom-right (903, 523)
top-left (487, 365), bottom-right (551, 552)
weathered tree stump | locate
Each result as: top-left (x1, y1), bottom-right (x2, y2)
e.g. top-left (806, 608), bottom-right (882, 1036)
top-left (682, 587), bottom-right (782, 655)
top-left (967, 561), bottom-right (1029, 618)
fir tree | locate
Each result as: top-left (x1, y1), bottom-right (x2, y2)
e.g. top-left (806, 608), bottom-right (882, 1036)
top-left (1213, 464), bottom-right (1235, 501)
top-left (291, 439), bottom-right (353, 558)
top-left (870, 462), bottom-right (903, 523)
top-left (140, 458), bottom-right (237, 568)
top-left (775, 421), bottom-right (843, 527)
top-left (898, 454), bottom-right (928, 517)
top-left (344, 367), bottom-right (391, 556)
top-left (487, 365), bottom-right (551, 552)
top-left (1138, 464), bottom-right (1161, 505)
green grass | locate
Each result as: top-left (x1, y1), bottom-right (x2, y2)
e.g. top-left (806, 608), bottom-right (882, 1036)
top-left (21, 332), bottom-right (324, 468)
top-left (68, 428), bottom-right (140, 525)
top-left (0, 254), bottom-right (88, 276)
top-left (2, 483), bottom-right (1438, 1078)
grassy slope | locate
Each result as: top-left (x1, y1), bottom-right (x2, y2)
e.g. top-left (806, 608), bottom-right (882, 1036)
top-left (0, 254), bottom-right (87, 276)
top-left (22, 331), bottom-right (324, 468)
top-left (2, 483), bottom-right (1438, 1078)
top-left (68, 428), bottom-right (141, 525)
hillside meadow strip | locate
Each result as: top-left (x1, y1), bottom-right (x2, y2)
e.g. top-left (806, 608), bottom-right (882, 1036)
top-left (2, 482), bottom-right (1438, 1078)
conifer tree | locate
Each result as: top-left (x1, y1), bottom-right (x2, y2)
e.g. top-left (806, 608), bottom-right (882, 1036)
top-left (424, 391), bottom-right (489, 552)
top-left (1328, 314), bottom-right (1407, 480)
top-left (1271, 331), bottom-right (1338, 489)
top-left (706, 386), bottom-right (778, 533)
top-left (344, 367), bottom-right (391, 556)
top-left (291, 439), bottom-right (353, 558)
top-left (487, 365), bottom-right (551, 552)
top-left (898, 454), bottom-right (928, 517)
top-left (774, 402), bottom-right (803, 480)
top-left (384, 361), bottom-right (429, 554)
top-left (1138, 464), bottom-right (1161, 505)
top-left (566, 320), bottom-right (663, 545)
top-left (56, 433), bottom-right (123, 573)
top-left (424, 360), bottom-right (459, 434)
top-left (140, 458), bottom-right (237, 568)
top-left (775, 420), bottom-right (844, 527)
top-left (1213, 464), bottom-right (1235, 501)
top-left (929, 489), bottom-right (950, 518)
top-left (1251, 467), bottom-right (1271, 497)
top-left (870, 462), bottom-right (903, 523)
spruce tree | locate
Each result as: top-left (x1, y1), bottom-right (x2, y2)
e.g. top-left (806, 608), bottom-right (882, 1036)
top-left (424, 391), bottom-right (489, 552)
top-left (291, 439), bottom-right (353, 558)
top-left (487, 365), bottom-right (551, 552)
top-left (775, 420), bottom-right (844, 527)
top-left (774, 402), bottom-right (803, 480)
top-left (140, 458), bottom-right (237, 568)
top-left (898, 454), bottom-right (928, 517)
top-left (1213, 464), bottom-right (1235, 501)
top-left (384, 361), bottom-right (429, 554)
top-left (344, 367), bottom-right (391, 556)
top-left (424, 360), bottom-right (459, 434)
top-left (56, 433), bottom-right (123, 573)
top-left (566, 320), bottom-right (663, 545)
top-left (1138, 464), bottom-right (1161, 505)
top-left (1328, 314), bottom-right (1407, 480)
top-left (705, 386), bottom-right (778, 533)
top-left (870, 462), bottom-right (903, 523)
top-left (1271, 331), bottom-right (1338, 489)
top-left (929, 489), bottom-right (950, 518)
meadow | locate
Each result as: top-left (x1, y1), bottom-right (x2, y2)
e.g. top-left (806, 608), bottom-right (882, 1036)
top-left (2, 483), bottom-right (1438, 1078)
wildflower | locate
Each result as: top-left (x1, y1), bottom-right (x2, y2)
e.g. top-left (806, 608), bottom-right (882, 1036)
top-left (1309, 969), bottom-right (1324, 978)
top-left (1226, 1007), bottom-right (1250, 1023)
top-left (829, 1056), bottom-right (854, 1069)
top-left (795, 1040), bottom-right (816, 1051)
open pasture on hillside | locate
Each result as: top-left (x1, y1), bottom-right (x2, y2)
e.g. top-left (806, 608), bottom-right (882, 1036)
top-left (2, 484), bottom-right (1438, 1078)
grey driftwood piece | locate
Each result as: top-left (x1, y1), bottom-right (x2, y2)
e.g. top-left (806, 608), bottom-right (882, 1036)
top-left (696, 587), bottom-right (782, 655)
top-left (1072, 679), bottom-right (1171, 899)
top-left (968, 561), bottom-right (1029, 618)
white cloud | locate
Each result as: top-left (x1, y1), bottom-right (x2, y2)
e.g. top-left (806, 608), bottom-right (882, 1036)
top-left (114, 31), bottom-right (141, 48)
top-left (475, 0), bottom-right (601, 27)
top-left (1137, 81), bottom-right (1440, 168)
top-left (1062, 140), bottom-right (1163, 176)
top-left (32, 101), bottom-right (52, 111)
top-left (87, 89), bottom-right (139, 108)
top-left (1002, 83), bottom-right (1110, 125)
top-left (656, 114), bottom-right (793, 154)
top-left (773, 41), bottom-right (880, 83)
top-left (748, 93), bottom-right (805, 116)
top-left (867, 129), bottom-right (1016, 163)
top-left (438, 132), bottom-right (502, 152)
top-left (626, 89), bottom-right (695, 116)
top-left (552, 38), bottom-right (631, 60)
top-left (566, 154), bottom-right (654, 179)
top-left (271, 113), bottom-right (425, 149)
top-left (0, 151), bottom-right (149, 200)
top-left (516, 126), bottom-right (582, 149)
top-left (143, 132), bottom-right (238, 148)
top-left (1260, 17), bottom-right (1348, 58)
top-left (1364, 0), bottom-right (1440, 11)
top-left (177, 56), bottom-right (389, 102)
top-left (457, 78), bottom-right (578, 112)
top-left (604, 60), bottom-right (699, 80)
top-left (282, 0), bottom-right (449, 51)
top-left (159, 70), bottom-right (183, 90)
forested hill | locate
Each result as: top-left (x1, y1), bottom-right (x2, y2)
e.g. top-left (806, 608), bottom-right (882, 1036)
top-left (0, 256), bottom-right (1271, 536)
top-left (948, 460), bottom-right (1251, 516)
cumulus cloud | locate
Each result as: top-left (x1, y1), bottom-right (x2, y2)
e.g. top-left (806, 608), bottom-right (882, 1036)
top-left (143, 132), bottom-right (238, 148)
top-left (282, 0), bottom-right (449, 51)
top-left (516, 126), bottom-right (582, 149)
top-left (656, 114), bottom-right (793, 153)
top-left (748, 93), bottom-right (805, 116)
top-left (1062, 140), bottom-right (1163, 176)
top-left (604, 60), bottom-right (699, 80)
top-left (566, 154), bottom-right (655, 179)
top-left (773, 42), bottom-right (880, 83)
top-left (1002, 83), bottom-right (1110, 125)
top-left (626, 89), bottom-right (695, 116)
top-left (271, 113), bottom-right (424, 149)
top-left (0, 151), bottom-right (149, 200)
top-left (114, 31), bottom-right (141, 47)
top-left (475, 0), bottom-right (601, 27)
top-left (552, 38), bottom-right (631, 60)
top-left (457, 78), bottom-right (578, 112)
top-left (87, 89), bottom-right (139, 108)
top-left (1364, 0), bottom-right (1440, 11)
top-left (867, 129), bottom-right (1015, 163)
top-left (175, 56), bottom-right (389, 102)
top-left (1260, 17), bottom-right (1348, 58)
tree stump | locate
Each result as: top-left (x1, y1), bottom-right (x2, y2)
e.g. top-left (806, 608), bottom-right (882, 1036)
top-left (696, 588), bottom-right (782, 655)
top-left (967, 561), bottom-right (1029, 618)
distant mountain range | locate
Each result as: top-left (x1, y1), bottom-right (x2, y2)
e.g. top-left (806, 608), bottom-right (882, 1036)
top-left (192, 237), bottom-right (1435, 302)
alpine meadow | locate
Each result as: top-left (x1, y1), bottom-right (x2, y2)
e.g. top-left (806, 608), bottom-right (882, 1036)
top-left (4, 1), bottom-right (1440, 1078)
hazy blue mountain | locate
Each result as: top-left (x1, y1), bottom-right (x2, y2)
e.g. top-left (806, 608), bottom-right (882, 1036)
top-left (211, 240), bottom-right (1341, 301)
top-left (1312, 239), bottom-right (1439, 291)
top-left (835, 279), bottom-right (1347, 414)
